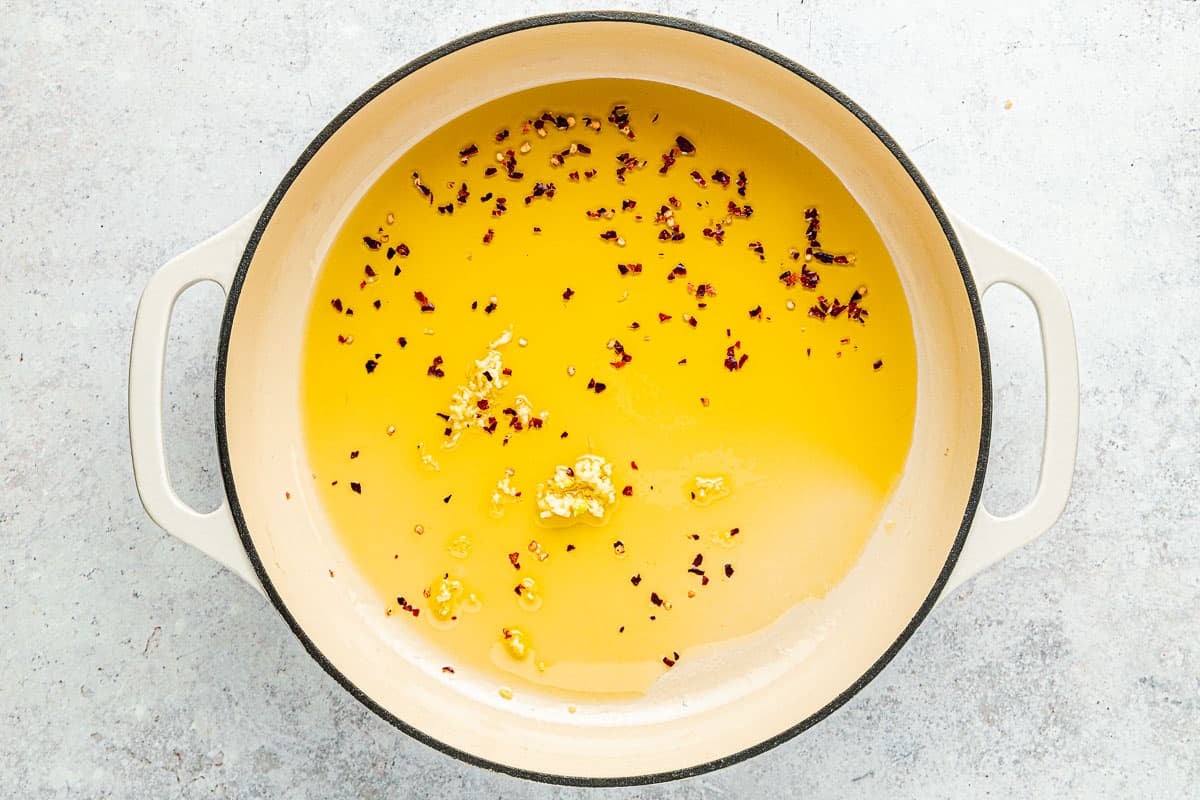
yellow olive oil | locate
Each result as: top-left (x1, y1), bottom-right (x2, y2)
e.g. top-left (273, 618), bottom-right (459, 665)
top-left (301, 79), bottom-right (916, 697)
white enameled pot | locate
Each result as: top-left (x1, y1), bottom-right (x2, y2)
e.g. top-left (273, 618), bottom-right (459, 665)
top-left (129, 13), bottom-right (1079, 786)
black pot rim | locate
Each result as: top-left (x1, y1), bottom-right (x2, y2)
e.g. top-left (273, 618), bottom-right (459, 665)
top-left (214, 10), bottom-right (991, 788)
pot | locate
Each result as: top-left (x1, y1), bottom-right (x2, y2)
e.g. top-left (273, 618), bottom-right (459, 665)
top-left (129, 12), bottom-right (1079, 786)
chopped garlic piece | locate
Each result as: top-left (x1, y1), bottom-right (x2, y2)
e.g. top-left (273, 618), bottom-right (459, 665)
top-left (441, 331), bottom-right (547, 449)
top-left (425, 574), bottom-right (480, 628)
top-left (489, 468), bottom-right (522, 517)
top-left (536, 454), bottom-right (617, 522)
top-left (416, 442), bottom-right (440, 472)
top-left (501, 627), bottom-right (530, 659)
top-left (689, 474), bottom-right (731, 506)
top-left (447, 534), bottom-right (472, 559)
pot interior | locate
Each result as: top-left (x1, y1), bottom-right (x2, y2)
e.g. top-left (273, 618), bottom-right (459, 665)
top-left (220, 17), bottom-right (984, 781)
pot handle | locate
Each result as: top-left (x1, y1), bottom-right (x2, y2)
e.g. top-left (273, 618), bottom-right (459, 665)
top-left (129, 205), bottom-right (266, 596)
top-left (940, 216), bottom-right (1079, 598)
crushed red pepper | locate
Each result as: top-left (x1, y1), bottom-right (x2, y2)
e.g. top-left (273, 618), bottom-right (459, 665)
top-left (616, 263), bottom-right (643, 276)
top-left (458, 143), bottom-right (479, 164)
top-left (350, 482), bottom-right (362, 494)
top-left (364, 359), bottom-right (378, 374)
top-left (426, 355), bottom-right (445, 378)
top-left (413, 291), bottom-right (435, 312)
top-left (412, 172), bottom-right (433, 204)
top-left (622, 485), bottom-right (633, 496)
top-left (482, 228), bottom-right (495, 244)
top-left (874, 359), bottom-right (884, 371)
top-left (562, 287), bottom-right (575, 301)
top-left (363, 235), bottom-right (382, 250)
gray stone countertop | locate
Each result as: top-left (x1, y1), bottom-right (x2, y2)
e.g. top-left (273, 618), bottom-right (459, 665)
top-left (1, 1), bottom-right (1196, 797)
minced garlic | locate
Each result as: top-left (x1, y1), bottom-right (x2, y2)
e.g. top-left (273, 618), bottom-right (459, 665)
top-left (536, 454), bottom-right (617, 522)
top-left (416, 442), bottom-right (440, 472)
top-left (489, 468), bottom-right (522, 517)
top-left (689, 474), bottom-right (731, 506)
top-left (447, 533), bottom-right (472, 559)
top-left (441, 330), bottom-right (546, 449)
top-left (426, 574), bottom-right (479, 627)
top-left (501, 627), bottom-right (530, 659)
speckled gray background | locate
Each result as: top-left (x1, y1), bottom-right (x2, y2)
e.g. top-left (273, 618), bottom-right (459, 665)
top-left (2, 1), bottom-right (1197, 797)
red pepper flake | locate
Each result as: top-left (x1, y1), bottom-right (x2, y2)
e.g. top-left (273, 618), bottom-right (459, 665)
top-left (736, 170), bottom-right (748, 197)
top-left (364, 359), bottom-right (378, 374)
top-left (458, 143), bottom-right (479, 164)
top-left (482, 228), bottom-right (495, 245)
top-left (662, 655), bottom-right (676, 668)
top-left (667, 264), bottom-right (687, 281)
top-left (362, 235), bottom-right (382, 250)
top-left (723, 340), bottom-right (750, 372)
top-left (349, 450), bottom-right (359, 460)
top-left (336, 334), bottom-right (349, 344)
top-left (701, 224), bottom-right (726, 245)
top-left (700, 396), bottom-right (710, 407)
top-left (484, 299), bottom-right (498, 314)
top-left (494, 128), bottom-right (509, 143)
top-left (350, 482), bottom-right (362, 494)
top-left (396, 243), bottom-right (410, 257)
top-left (808, 296), bottom-right (830, 320)
top-left (607, 104), bottom-right (635, 139)
top-left (562, 287), bottom-right (575, 301)
top-left (829, 297), bottom-right (848, 317)
top-left (701, 575), bottom-right (710, 586)
top-left (630, 574), bottom-right (642, 586)
top-left (285, 491), bottom-right (291, 499)
top-left (667, 195), bottom-right (681, 210)
top-left (747, 240), bottom-right (765, 260)
top-left (675, 135), bottom-right (695, 154)
top-left (331, 298), bottom-right (343, 313)
top-left (436, 202), bottom-right (454, 215)
top-left (412, 172), bottom-right (433, 204)
top-left (599, 229), bottom-right (620, 241)
top-left (426, 355), bottom-right (445, 378)
top-left (724, 563), bottom-right (735, 578)
top-left (501, 367), bottom-right (512, 376)
top-left (748, 305), bottom-right (763, 319)
top-left (692, 553), bottom-right (704, 568)
top-left (484, 166), bottom-right (498, 177)
top-left (441, 666), bottom-right (456, 674)
top-left (683, 314), bottom-right (698, 328)
top-left (630, 460), bottom-right (639, 470)
top-left (622, 485), bottom-right (633, 497)
top-left (584, 168), bottom-right (598, 180)
top-left (650, 592), bottom-right (663, 606)
top-left (711, 169), bottom-right (731, 188)
top-left (621, 199), bottom-right (637, 211)
top-left (616, 262), bottom-right (643, 276)
top-left (613, 540), bottom-right (626, 555)
top-left (874, 359), bottom-right (884, 371)
top-left (397, 336), bottom-right (408, 348)
top-left (412, 291), bottom-right (435, 312)
top-left (689, 169), bottom-right (707, 187)
top-left (653, 312), bottom-right (672, 324)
